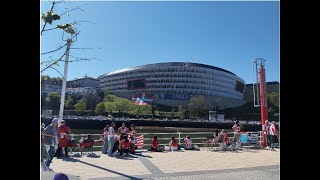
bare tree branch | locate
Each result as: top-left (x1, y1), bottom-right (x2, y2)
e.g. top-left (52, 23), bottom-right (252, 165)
top-left (41, 42), bottom-right (68, 55)
top-left (47, 66), bottom-right (66, 81)
top-left (70, 47), bottom-right (94, 50)
top-left (74, 20), bottom-right (96, 25)
top-left (69, 55), bottom-right (103, 62)
top-left (59, 4), bottom-right (87, 17)
top-left (41, 32), bottom-right (81, 73)
top-left (41, 27), bottom-right (59, 33)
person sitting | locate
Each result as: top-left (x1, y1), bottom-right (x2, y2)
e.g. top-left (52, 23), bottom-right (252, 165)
top-left (82, 135), bottom-right (95, 154)
top-left (183, 135), bottom-right (199, 150)
top-left (112, 136), bottom-right (120, 156)
top-left (169, 136), bottom-right (179, 151)
top-left (219, 129), bottom-right (229, 145)
top-left (213, 129), bottom-right (219, 143)
top-left (149, 135), bottom-right (163, 152)
top-left (119, 135), bottom-right (131, 156)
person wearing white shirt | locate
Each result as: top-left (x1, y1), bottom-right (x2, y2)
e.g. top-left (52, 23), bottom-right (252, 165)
top-left (269, 121), bottom-right (279, 151)
top-left (107, 122), bottom-right (116, 156)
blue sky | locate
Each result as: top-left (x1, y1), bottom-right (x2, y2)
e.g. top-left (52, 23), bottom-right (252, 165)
top-left (41, 1), bottom-right (279, 84)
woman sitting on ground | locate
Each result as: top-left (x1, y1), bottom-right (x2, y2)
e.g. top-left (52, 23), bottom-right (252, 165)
top-left (149, 135), bottom-right (164, 152)
top-left (183, 135), bottom-right (199, 150)
top-left (169, 136), bottom-right (180, 151)
top-left (213, 129), bottom-right (219, 142)
top-left (119, 135), bottom-right (131, 156)
top-left (219, 129), bottom-right (229, 145)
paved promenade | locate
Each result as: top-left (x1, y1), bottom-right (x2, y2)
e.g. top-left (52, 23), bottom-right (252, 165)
top-left (42, 148), bottom-right (280, 180)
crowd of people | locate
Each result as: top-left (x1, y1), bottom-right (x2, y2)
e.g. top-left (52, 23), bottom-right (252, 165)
top-left (41, 119), bottom-right (279, 172)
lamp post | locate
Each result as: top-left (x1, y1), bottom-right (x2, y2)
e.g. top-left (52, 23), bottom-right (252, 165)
top-left (58, 27), bottom-right (77, 125)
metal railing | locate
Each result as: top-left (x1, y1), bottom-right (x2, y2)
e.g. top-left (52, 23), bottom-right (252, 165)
top-left (64, 131), bottom-right (262, 151)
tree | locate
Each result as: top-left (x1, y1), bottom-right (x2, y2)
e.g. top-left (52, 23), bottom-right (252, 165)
top-left (83, 94), bottom-right (101, 110)
top-left (95, 102), bottom-right (106, 115)
top-left (267, 92), bottom-right (279, 107)
top-left (104, 93), bottom-right (117, 102)
top-left (177, 105), bottom-right (187, 119)
top-left (188, 95), bottom-right (206, 118)
top-left (64, 96), bottom-right (75, 109)
top-left (114, 98), bottom-right (132, 114)
top-left (105, 102), bottom-right (115, 114)
top-left (132, 105), bottom-right (152, 117)
top-left (74, 99), bottom-right (87, 115)
top-left (46, 92), bottom-right (61, 110)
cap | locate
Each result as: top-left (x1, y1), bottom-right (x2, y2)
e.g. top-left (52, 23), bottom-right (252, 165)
top-left (52, 118), bottom-right (59, 123)
top-left (53, 173), bottom-right (69, 180)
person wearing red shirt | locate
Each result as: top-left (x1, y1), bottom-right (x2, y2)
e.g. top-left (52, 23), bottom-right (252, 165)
top-left (169, 136), bottom-right (179, 151)
top-left (149, 135), bottom-right (160, 151)
top-left (119, 135), bottom-right (131, 156)
top-left (56, 120), bottom-right (71, 157)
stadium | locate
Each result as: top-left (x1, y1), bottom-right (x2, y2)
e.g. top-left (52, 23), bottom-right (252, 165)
top-left (98, 62), bottom-right (246, 110)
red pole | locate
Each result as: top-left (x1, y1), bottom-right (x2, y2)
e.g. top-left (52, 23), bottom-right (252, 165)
top-left (259, 65), bottom-right (268, 147)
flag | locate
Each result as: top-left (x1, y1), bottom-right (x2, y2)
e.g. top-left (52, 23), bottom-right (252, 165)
top-left (136, 135), bottom-right (144, 148)
top-left (131, 92), bottom-right (154, 106)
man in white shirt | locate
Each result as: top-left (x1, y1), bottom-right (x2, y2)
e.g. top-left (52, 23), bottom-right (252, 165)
top-left (269, 121), bottom-right (279, 151)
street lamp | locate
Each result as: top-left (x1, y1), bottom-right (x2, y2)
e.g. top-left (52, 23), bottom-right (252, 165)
top-left (58, 27), bottom-right (77, 126)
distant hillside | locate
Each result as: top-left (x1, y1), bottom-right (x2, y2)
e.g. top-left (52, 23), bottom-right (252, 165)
top-left (222, 81), bottom-right (279, 121)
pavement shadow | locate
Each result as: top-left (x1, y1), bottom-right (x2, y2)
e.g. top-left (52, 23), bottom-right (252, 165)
top-left (134, 152), bottom-right (153, 158)
top-left (115, 154), bottom-right (137, 160)
top-left (62, 157), bottom-right (80, 162)
top-left (86, 153), bottom-right (101, 158)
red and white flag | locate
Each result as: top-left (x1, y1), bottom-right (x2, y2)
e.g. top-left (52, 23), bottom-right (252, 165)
top-left (136, 135), bottom-right (144, 148)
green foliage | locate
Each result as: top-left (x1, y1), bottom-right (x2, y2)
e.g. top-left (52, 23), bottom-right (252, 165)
top-left (74, 99), bottom-right (87, 115)
top-left (56, 23), bottom-right (73, 30)
top-left (95, 102), bottom-right (106, 115)
top-left (114, 98), bottom-right (133, 113)
top-left (105, 102), bottom-right (115, 113)
top-left (132, 105), bottom-right (152, 117)
top-left (45, 92), bottom-right (61, 110)
top-left (177, 105), bottom-right (187, 119)
top-left (188, 95), bottom-right (206, 118)
top-left (65, 96), bottom-right (75, 109)
top-left (41, 11), bottom-right (60, 25)
top-left (267, 92), bottom-right (279, 107)
top-left (83, 94), bottom-right (101, 110)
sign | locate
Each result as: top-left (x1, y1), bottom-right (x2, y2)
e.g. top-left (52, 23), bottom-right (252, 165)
top-left (159, 93), bottom-right (192, 100)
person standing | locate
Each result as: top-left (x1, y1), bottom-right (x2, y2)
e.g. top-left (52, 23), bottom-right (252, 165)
top-left (41, 118), bottom-right (61, 171)
top-left (232, 120), bottom-right (241, 134)
top-left (129, 124), bottom-right (136, 154)
top-left (118, 123), bottom-right (128, 141)
top-left (56, 120), bottom-right (71, 157)
top-left (102, 125), bottom-right (110, 154)
top-left (108, 122), bottom-right (116, 157)
top-left (269, 121), bottom-right (279, 151)
top-left (262, 120), bottom-right (271, 148)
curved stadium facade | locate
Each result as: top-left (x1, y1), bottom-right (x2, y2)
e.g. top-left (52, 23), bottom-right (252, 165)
top-left (98, 62), bottom-right (246, 109)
